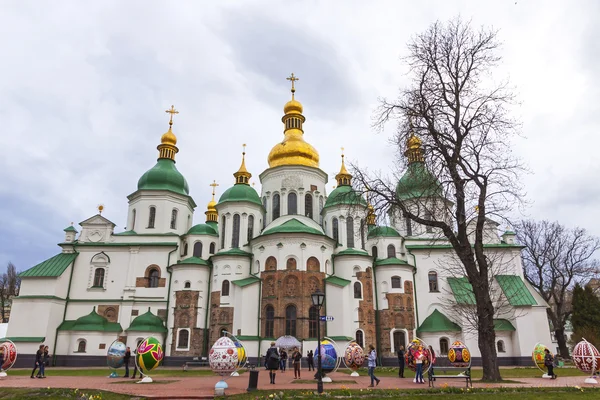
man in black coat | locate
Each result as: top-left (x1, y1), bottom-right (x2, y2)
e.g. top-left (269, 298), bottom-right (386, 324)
top-left (30, 345), bottom-right (44, 378)
top-left (123, 347), bottom-right (131, 378)
top-left (265, 342), bottom-right (280, 384)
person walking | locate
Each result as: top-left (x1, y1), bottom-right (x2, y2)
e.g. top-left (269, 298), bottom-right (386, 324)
top-left (415, 351), bottom-right (425, 384)
top-left (292, 347), bottom-right (302, 379)
top-left (397, 345), bottom-right (405, 378)
top-left (544, 349), bottom-right (557, 379)
top-left (266, 342), bottom-right (280, 384)
top-left (123, 347), bottom-right (131, 378)
top-left (367, 344), bottom-right (380, 387)
top-left (279, 348), bottom-right (288, 372)
top-left (31, 345), bottom-right (44, 379)
top-left (428, 345), bottom-right (436, 381)
top-left (39, 346), bottom-right (50, 378)
top-left (130, 344), bottom-right (139, 379)
top-left (307, 350), bottom-right (314, 371)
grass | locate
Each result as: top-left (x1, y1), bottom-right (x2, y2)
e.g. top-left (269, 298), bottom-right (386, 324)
top-left (0, 388), bottom-right (143, 400)
top-left (8, 367), bottom-right (227, 377)
top-left (339, 366), bottom-right (588, 379)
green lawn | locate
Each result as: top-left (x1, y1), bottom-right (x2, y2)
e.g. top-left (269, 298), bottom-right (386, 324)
top-left (339, 366), bottom-right (588, 379)
top-left (8, 367), bottom-right (228, 377)
top-left (0, 388), bottom-right (141, 400)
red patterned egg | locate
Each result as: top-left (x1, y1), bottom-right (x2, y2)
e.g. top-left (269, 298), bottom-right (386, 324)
top-left (209, 336), bottom-right (238, 376)
top-left (0, 340), bottom-right (18, 371)
top-left (447, 340), bottom-right (471, 368)
top-left (572, 339), bottom-right (600, 374)
top-left (343, 341), bottom-right (365, 371)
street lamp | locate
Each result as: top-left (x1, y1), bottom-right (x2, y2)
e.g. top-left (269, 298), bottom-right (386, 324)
top-left (311, 288), bottom-right (325, 394)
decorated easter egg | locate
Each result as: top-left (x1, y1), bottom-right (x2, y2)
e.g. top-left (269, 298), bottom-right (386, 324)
top-left (404, 337), bottom-right (431, 373)
top-left (209, 336), bottom-right (239, 375)
top-left (343, 341), bottom-right (364, 371)
top-left (106, 340), bottom-right (126, 370)
top-left (532, 343), bottom-right (551, 372)
top-left (0, 340), bottom-right (18, 371)
top-left (447, 340), bottom-right (471, 368)
top-left (572, 339), bottom-right (600, 374)
top-left (234, 339), bottom-right (247, 368)
top-left (135, 337), bottom-right (164, 374)
top-left (314, 340), bottom-right (338, 373)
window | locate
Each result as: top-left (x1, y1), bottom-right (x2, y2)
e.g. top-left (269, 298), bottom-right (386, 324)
top-left (220, 216), bottom-right (226, 249)
top-left (193, 241), bottom-right (203, 258)
top-left (497, 340), bottom-right (505, 353)
top-left (285, 305), bottom-right (297, 336)
top-left (183, 242), bottom-right (188, 256)
top-left (232, 214), bottom-right (241, 248)
top-left (148, 206), bottom-right (156, 228)
top-left (262, 197), bottom-right (267, 228)
top-left (319, 197), bottom-right (324, 224)
top-left (393, 331), bottom-right (406, 353)
top-left (355, 330), bottom-right (364, 348)
top-left (354, 282), bottom-right (362, 299)
top-left (439, 338), bottom-right (449, 355)
top-left (332, 218), bottom-right (339, 242)
top-left (372, 246), bottom-right (378, 259)
top-left (424, 211), bottom-right (433, 233)
top-left (405, 215), bottom-right (412, 236)
top-left (184, 281), bottom-right (191, 289)
top-left (428, 271), bottom-right (439, 292)
top-left (307, 257), bottom-right (320, 272)
top-left (286, 258), bottom-right (297, 270)
top-left (309, 306), bottom-right (319, 338)
top-left (149, 269), bottom-right (160, 288)
top-left (391, 276), bottom-right (401, 289)
top-left (171, 209), bottom-right (178, 229)
top-left (387, 244), bottom-right (396, 258)
top-left (77, 340), bottom-right (87, 353)
top-left (266, 256), bottom-right (277, 271)
top-left (346, 217), bottom-right (355, 248)
top-left (360, 219), bottom-right (365, 249)
top-left (247, 215), bottom-right (254, 241)
top-left (93, 268), bottom-right (105, 287)
top-left (222, 280), bottom-right (230, 296)
top-left (210, 242), bottom-right (216, 254)
top-left (131, 209), bottom-right (136, 231)
top-left (177, 329), bottom-right (190, 349)
top-left (272, 194), bottom-right (280, 219)
top-left (305, 193), bottom-right (313, 218)
top-left (265, 305), bottom-right (275, 337)
top-left (288, 192), bottom-right (297, 215)
top-left (220, 328), bottom-right (228, 337)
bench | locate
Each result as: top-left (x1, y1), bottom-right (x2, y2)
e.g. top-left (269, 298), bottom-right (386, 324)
top-left (428, 366), bottom-right (472, 388)
top-left (183, 357), bottom-right (209, 371)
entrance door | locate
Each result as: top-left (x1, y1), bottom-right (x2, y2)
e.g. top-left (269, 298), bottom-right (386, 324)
top-left (393, 330), bottom-right (406, 353)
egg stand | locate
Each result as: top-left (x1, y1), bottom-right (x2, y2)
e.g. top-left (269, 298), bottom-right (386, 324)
top-left (408, 337), bottom-right (431, 383)
top-left (230, 337), bottom-right (248, 377)
top-left (342, 341), bottom-right (363, 377)
top-left (134, 337), bottom-right (156, 384)
top-left (0, 339), bottom-right (18, 378)
top-left (212, 332), bottom-right (248, 394)
top-left (576, 339), bottom-right (598, 385)
top-left (318, 336), bottom-right (341, 383)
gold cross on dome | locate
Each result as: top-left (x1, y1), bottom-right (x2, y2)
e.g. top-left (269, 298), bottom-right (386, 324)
top-left (165, 105), bottom-right (179, 126)
top-left (210, 180), bottom-right (219, 196)
top-left (242, 143), bottom-right (247, 155)
top-left (286, 73), bottom-right (299, 97)
top-left (341, 146), bottom-right (345, 158)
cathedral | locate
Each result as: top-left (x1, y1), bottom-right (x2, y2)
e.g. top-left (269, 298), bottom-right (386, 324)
top-left (6, 75), bottom-right (551, 366)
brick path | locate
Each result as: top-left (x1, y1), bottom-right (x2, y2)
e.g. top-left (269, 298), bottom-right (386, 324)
top-left (0, 369), bottom-right (597, 399)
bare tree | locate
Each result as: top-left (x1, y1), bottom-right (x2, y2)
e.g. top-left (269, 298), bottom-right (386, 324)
top-left (0, 262), bottom-right (21, 323)
top-left (352, 18), bottom-right (523, 381)
top-left (516, 220), bottom-right (599, 358)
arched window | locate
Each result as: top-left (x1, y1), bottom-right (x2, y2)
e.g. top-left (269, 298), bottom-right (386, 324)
top-left (170, 209), bottom-right (178, 229)
top-left (247, 215), bottom-right (254, 241)
top-left (288, 192), bottom-right (297, 215)
top-left (286, 258), bottom-right (297, 270)
top-left (220, 216), bottom-right (226, 249)
top-left (372, 246), bottom-right (378, 259)
top-left (231, 214), bottom-right (241, 248)
top-left (355, 330), bottom-right (364, 348)
top-left (148, 206), bottom-right (156, 228)
top-left (497, 340), bottom-right (505, 353)
top-left (131, 209), bottom-right (136, 231)
top-left (149, 269), bottom-right (160, 288)
top-left (424, 211), bottom-right (433, 233)
top-left (184, 281), bottom-right (191, 289)
top-left (306, 257), bottom-right (320, 272)
top-left (183, 242), bottom-right (188, 256)
top-left (354, 282), bottom-right (362, 299)
top-left (193, 242), bottom-right (203, 258)
top-left (332, 218), bottom-right (339, 242)
top-left (222, 280), bottom-right (230, 296)
top-left (428, 272), bottom-right (439, 292)
top-left (360, 219), bottom-right (365, 249)
top-left (346, 217), bottom-right (355, 248)
top-left (319, 197), bottom-right (324, 224)
top-left (265, 305), bottom-right (275, 337)
top-left (391, 276), bottom-right (401, 289)
top-left (93, 268), bottom-right (105, 287)
top-left (285, 305), bottom-right (297, 336)
top-left (387, 244), bottom-right (396, 258)
top-left (266, 256), bottom-right (277, 271)
top-left (210, 242), bottom-right (216, 254)
top-left (77, 340), bottom-right (86, 353)
top-left (305, 193), bottom-right (313, 218)
top-left (177, 329), bottom-right (190, 349)
top-left (439, 338), bottom-right (449, 355)
top-left (309, 306), bottom-right (319, 338)
top-left (262, 197), bottom-right (267, 228)
top-left (272, 194), bottom-right (281, 220)
top-left (393, 330), bottom-right (406, 353)
top-left (405, 213), bottom-right (413, 236)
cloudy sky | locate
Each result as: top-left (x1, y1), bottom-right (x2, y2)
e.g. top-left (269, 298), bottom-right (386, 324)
top-left (1, 0), bottom-right (598, 272)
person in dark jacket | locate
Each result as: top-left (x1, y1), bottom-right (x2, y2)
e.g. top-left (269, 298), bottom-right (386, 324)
top-left (31, 345), bottom-right (44, 378)
top-left (131, 343), bottom-right (140, 379)
top-left (292, 347), bottom-right (302, 379)
top-left (544, 349), bottom-right (557, 379)
top-left (265, 342), bottom-right (280, 384)
top-left (123, 347), bottom-right (131, 377)
top-left (397, 345), bottom-right (405, 378)
top-left (307, 350), bottom-right (314, 371)
top-left (279, 349), bottom-right (288, 372)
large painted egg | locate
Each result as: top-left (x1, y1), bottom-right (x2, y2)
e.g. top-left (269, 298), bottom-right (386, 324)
top-left (314, 340), bottom-right (338, 373)
top-left (234, 339), bottom-right (247, 368)
top-left (209, 336), bottom-right (239, 375)
top-left (343, 341), bottom-right (364, 371)
top-left (136, 337), bottom-right (164, 374)
top-left (106, 340), bottom-right (126, 370)
top-left (404, 337), bottom-right (431, 373)
top-left (532, 343), bottom-right (552, 372)
top-left (447, 340), bottom-right (471, 368)
top-left (0, 340), bottom-right (18, 371)
top-left (572, 339), bottom-right (600, 374)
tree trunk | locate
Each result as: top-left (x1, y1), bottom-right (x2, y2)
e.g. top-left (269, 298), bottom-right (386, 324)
top-left (473, 280), bottom-right (502, 381)
top-left (554, 328), bottom-right (570, 359)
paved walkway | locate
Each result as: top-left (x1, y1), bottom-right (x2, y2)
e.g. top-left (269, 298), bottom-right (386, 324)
top-left (0, 370), bottom-right (597, 399)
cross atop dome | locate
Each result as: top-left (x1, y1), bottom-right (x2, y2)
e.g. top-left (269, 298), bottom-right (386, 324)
top-left (287, 73), bottom-right (299, 99)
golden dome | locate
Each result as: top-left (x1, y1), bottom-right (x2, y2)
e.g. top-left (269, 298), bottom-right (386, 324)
top-left (284, 99), bottom-right (303, 114)
top-left (405, 133), bottom-right (424, 164)
top-left (407, 134), bottom-right (421, 150)
top-left (205, 180), bottom-right (219, 223)
top-left (335, 149), bottom-right (352, 186)
top-left (161, 128), bottom-right (177, 146)
top-left (233, 145), bottom-right (252, 184)
top-left (157, 105), bottom-right (180, 161)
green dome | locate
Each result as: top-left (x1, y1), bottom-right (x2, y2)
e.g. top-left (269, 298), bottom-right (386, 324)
top-left (137, 159), bottom-right (189, 196)
top-left (218, 183), bottom-right (262, 207)
top-left (396, 162), bottom-right (442, 201)
top-left (368, 226), bottom-right (400, 239)
top-left (72, 307), bottom-right (111, 331)
top-left (127, 308), bottom-right (167, 333)
top-left (324, 185), bottom-right (367, 209)
top-left (188, 223), bottom-right (218, 236)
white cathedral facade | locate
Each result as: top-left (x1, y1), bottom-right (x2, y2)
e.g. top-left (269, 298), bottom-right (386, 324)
top-left (6, 80), bottom-right (551, 365)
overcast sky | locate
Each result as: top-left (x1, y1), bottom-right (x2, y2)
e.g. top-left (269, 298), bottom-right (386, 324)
top-left (1, 0), bottom-right (598, 272)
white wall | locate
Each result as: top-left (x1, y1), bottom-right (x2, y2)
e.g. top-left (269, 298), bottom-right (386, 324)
top-left (127, 191), bottom-right (195, 236)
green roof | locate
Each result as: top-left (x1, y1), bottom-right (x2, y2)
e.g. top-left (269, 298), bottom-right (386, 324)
top-left (0, 337), bottom-right (45, 343)
top-left (328, 336), bottom-right (354, 341)
top-left (137, 158), bottom-right (190, 196)
top-left (324, 185), bottom-right (367, 209)
top-left (262, 218), bottom-right (324, 236)
top-left (417, 309), bottom-right (461, 333)
top-left (114, 230), bottom-right (137, 236)
top-left (447, 277), bottom-right (476, 305)
top-left (213, 248), bottom-right (253, 258)
top-left (113, 231), bottom-right (178, 236)
top-left (494, 319), bottom-right (516, 331)
top-left (127, 308), bottom-right (167, 333)
top-left (324, 276), bottom-right (351, 287)
top-left (495, 275), bottom-right (537, 306)
top-left (64, 225), bottom-right (77, 233)
top-left (396, 162), bottom-right (443, 201)
top-left (176, 257), bottom-right (210, 266)
top-left (218, 183), bottom-right (262, 206)
top-left (375, 257), bottom-right (409, 266)
top-left (188, 223), bottom-right (218, 236)
top-left (334, 248), bottom-right (370, 257)
top-left (368, 226), bottom-right (400, 239)
top-left (231, 276), bottom-right (261, 287)
top-left (58, 307), bottom-right (122, 332)
top-left (20, 253), bottom-right (78, 278)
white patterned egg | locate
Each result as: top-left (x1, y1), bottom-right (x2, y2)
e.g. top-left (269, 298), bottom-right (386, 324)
top-left (209, 336), bottom-right (239, 375)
